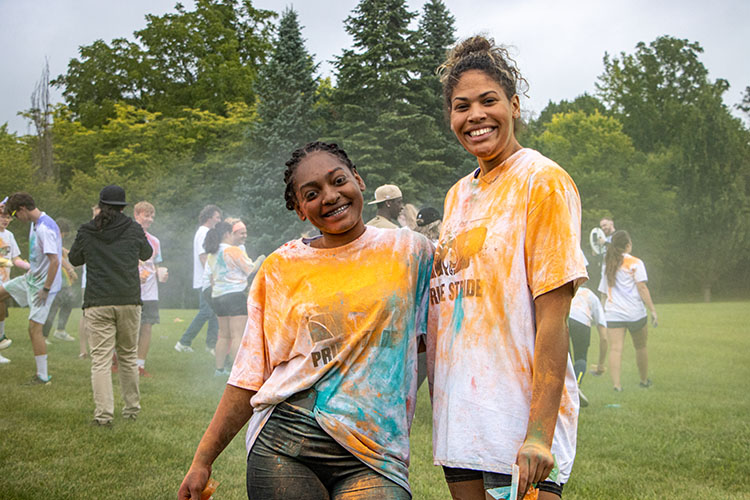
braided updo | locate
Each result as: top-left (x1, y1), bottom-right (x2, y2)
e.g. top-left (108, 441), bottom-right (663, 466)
top-left (438, 35), bottom-right (528, 116)
top-left (283, 142), bottom-right (357, 211)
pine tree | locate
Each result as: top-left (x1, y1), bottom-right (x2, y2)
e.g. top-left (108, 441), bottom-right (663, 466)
top-left (329, 0), bottom-right (458, 209)
top-left (236, 7), bottom-right (321, 254)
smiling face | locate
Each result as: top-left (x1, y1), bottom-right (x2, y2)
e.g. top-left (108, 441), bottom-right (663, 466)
top-left (135, 210), bottom-right (154, 230)
top-left (293, 151), bottom-right (366, 248)
top-left (231, 223), bottom-right (247, 246)
top-left (0, 211), bottom-right (10, 231)
top-left (450, 69), bottom-right (522, 174)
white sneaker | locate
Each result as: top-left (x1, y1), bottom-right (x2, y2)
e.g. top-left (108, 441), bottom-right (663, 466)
top-left (0, 337), bottom-right (11, 350)
top-left (174, 341), bottom-right (194, 353)
top-left (45, 338), bottom-right (52, 345)
top-left (0, 353), bottom-right (10, 364)
top-left (54, 330), bottom-right (76, 341)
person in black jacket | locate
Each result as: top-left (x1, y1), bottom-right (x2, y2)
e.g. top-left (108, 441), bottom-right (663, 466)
top-left (69, 185), bottom-right (152, 426)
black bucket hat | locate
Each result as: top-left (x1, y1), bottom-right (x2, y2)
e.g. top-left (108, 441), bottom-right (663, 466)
top-left (99, 185), bottom-right (128, 206)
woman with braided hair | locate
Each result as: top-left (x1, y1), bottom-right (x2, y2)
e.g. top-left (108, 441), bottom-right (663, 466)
top-left (427, 36), bottom-right (588, 499)
top-left (179, 141), bottom-right (433, 500)
top-left (598, 230), bottom-right (657, 392)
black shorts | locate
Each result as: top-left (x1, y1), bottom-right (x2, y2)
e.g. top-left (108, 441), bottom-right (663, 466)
top-left (140, 300), bottom-right (160, 325)
top-left (607, 316), bottom-right (647, 332)
top-left (443, 466), bottom-right (564, 497)
top-left (211, 291), bottom-right (247, 317)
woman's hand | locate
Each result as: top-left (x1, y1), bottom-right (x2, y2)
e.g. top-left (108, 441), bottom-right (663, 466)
top-left (651, 309), bottom-right (658, 327)
top-left (177, 463), bottom-right (211, 500)
top-left (515, 438), bottom-right (555, 497)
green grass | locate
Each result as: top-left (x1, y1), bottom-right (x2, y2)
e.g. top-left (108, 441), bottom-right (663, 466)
top-left (1, 303), bottom-right (749, 499)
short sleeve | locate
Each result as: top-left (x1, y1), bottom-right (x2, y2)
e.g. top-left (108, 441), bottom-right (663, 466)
top-left (39, 226), bottom-right (59, 256)
top-left (598, 264), bottom-right (608, 295)
top-left (228, 266), bottom-right (270, 391)
top-left (9, 233), bottom-right (20, 259)
top-left (154, 237), bottom-right (163, 264)
top-left (634, 259), bottom-right (648, 283)
top-left (525, 167), bottom-right (588, 298)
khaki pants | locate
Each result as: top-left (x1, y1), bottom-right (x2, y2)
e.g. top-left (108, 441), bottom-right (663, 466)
top-left (85, 305), bottom-right (141, 423)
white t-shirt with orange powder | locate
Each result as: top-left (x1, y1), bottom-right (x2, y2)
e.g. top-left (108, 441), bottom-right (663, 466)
top-left (228, 227), bottom-right (434, 493)
top-left (598, 254), bottom-right (648, 322)
top-left (569, 286), bottom-right (606, 328)
top-left (427, 148), bottom-right (587, 483)
top-left (0, 229), bottom-right (21, 284)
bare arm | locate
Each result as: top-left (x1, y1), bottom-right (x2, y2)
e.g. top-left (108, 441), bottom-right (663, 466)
top-left (12, 257), bottom-right (30, 271)
top-left (636, 281), bottom-right (657, 325)
top-left (516, 281), bottom-right (574, 496)
top-left (178, 384), bottom-right (256, 500)
top-left (199, 253), bottom-right (208, 267)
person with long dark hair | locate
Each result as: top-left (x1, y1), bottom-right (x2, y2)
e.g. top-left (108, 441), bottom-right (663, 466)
top-left (598, 230), bottom-right (657, 392)
top-left (428, 36), bottom-right (588, 499)
top-left (69, 185), bottom-right (152, 426)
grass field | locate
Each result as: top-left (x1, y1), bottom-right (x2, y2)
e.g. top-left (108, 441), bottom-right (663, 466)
top-left (1, 302), bottom-right (749, 499)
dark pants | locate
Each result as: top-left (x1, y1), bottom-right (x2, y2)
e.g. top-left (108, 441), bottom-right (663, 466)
top-left (568, 318), bottom-right (591, 383)
top-left (43, 286), bottom-right (75, 337)
top-left (179, 288), bottom-right (217, 348)
top-left (247, 401), bottom-right (411, 500)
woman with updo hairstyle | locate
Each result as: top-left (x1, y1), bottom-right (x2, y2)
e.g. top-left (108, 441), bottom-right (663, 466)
top-left (180, 142), bottom-right (434, 500)
top-left (598, 230), bottom-right (657, 392)
top-left (427, 36), bottom-right (588, 499)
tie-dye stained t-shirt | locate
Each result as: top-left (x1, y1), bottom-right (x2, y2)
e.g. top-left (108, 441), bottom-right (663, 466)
top-left (139, 231), bottom-right (162, 301)
top-left (569, 286), bottom-right (606, 328)
top-left (598, 253), bottom-right (648, 322)
top-left (228, 226), bottom-right (433, 493)
top-left (0, 229), bottom-right (21, 283)
top-left (28, 212), bottom-right (63, 293)
top-left (427, 148), bottom-right (587, 483)
top-left (209, 243), bottom-right (258, 297)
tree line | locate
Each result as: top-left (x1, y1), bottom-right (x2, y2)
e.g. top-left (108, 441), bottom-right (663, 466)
top-left (2, 0), bottom-right (748, 306)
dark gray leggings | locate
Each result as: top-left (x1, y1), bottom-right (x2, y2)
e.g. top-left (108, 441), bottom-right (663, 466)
top-left (247, 402), bottom-right (411, 500)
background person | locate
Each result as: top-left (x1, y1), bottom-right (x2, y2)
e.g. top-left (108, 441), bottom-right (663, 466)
top-left (42, 218), bottom-right (78, 343)
top-left (366, 184), bottom-right (403, 229)
top-left (568, 285), bottom-right (607, 406)
top-left (598, 230), bottom-right (657, 392)
top-left (0, 200), bottom-right (31, 364)
top-left (204, 220), bottom-right (263, 376)
top-left (175, 204), bottom-right (221, 354)
top-left (69, 185), bottom-right (152, 426)
top-left (428, 36), bottom-right (587, 499)
top-left (134, 201), bottom-right (167, 377)
top-left (0, 193), bottom-right (62, 384)
top-left (178, 142), bottom-right (433, 500)
top-left (414, 206), bottom-right (442, 245)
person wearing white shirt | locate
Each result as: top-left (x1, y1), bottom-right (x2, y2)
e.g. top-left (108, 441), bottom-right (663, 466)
top-left (175, 205), bottom-right (222, 354)
top-left (598, 230), bottom-right (658, 392)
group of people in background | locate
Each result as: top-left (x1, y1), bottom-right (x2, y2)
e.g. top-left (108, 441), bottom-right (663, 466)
top-left (1, 34), bottom-right (661, 500)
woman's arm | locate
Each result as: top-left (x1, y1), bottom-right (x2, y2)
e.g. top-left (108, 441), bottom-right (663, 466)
top-left (636, 281), bottom-right (657, 326)
top-left (178, 384), bottom-right (256, 500)
top-left (516, 281), bottom-right (574, 497)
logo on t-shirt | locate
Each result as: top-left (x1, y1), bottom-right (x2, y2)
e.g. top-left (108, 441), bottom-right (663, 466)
top-left (308, 312), bottom-right (344, 368)
top-left (433, 226), bottom-right (487, 277)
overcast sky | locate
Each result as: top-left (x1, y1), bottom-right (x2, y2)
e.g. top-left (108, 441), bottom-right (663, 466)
top-left (1, 0), bottom-right (748, 134)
